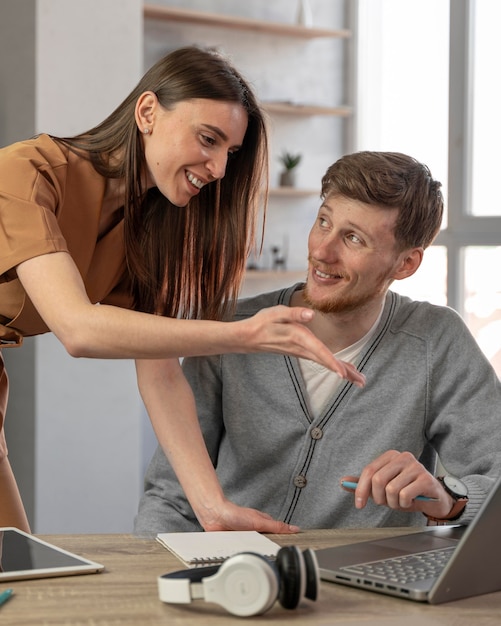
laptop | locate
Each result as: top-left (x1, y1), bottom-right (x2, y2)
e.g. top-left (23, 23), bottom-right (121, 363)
top-left (316, 474), bottom-right (501, 604)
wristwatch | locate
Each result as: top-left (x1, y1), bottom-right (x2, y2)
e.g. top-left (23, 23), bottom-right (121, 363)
top-left (425, 476), bottom-right (469, 524)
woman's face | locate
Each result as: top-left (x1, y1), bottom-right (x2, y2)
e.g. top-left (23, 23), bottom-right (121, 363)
top-left (139, 96), bottom-right (248, 207)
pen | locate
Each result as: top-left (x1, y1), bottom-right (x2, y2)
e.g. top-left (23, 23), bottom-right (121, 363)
top-left (0, 588), bottom-right (14, 607)
top-left (341, 480), bottom-right (439, 502)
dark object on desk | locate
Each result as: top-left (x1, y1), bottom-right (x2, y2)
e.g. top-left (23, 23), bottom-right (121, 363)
top-left (0, 527), bottom-right (104, 581)
top-left (317, 473), bottom-right (501, 604)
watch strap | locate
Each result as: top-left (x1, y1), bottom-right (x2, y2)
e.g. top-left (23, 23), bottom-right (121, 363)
top-left (425, 498), bottom-right (468, 524)
top-left (424, 476), bottom-right (468, 525)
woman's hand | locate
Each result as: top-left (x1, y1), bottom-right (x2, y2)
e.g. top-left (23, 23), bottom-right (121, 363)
top-left (236, 305), bottom-right (366, 387)
top-left (195, 498), bottom-right (299, 534)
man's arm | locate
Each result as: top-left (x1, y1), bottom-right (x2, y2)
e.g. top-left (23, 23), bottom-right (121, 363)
top-left (341, 302), bottom-right (501, 524)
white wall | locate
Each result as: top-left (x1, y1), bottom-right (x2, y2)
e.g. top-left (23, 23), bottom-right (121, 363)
top-left (1, 0), bottom-right (146, 533)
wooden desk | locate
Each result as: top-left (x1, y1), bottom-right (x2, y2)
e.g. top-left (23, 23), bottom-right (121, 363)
top-left (2, 529), bottom-right (500, 625)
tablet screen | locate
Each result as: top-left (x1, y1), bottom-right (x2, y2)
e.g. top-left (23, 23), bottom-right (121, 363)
top-left (0, 527), bottom-right (104, 581)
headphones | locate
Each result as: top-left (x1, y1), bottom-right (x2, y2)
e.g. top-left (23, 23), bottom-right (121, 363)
top-left (158, 545), bottom-right (319, 617)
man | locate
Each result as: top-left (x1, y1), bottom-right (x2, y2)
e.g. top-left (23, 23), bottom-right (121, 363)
top-left (134, 151), bottom-right (501, 535)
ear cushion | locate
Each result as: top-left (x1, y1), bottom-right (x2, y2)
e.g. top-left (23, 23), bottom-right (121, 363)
top-left (302, 548), bottom-right (320, 601)
top-left (275, 546), bottom-right (305, 609)
top-left (204, 552), bottom-right (279, 617)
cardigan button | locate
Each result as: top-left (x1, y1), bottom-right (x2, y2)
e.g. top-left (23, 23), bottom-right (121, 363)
top-left (311, 427), bottom-right (323, 440)
top-left (294, 475), bottom-right (307, 488)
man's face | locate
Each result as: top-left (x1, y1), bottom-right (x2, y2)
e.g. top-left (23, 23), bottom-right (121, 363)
top-left (304, 194), bottom-right (408, 314)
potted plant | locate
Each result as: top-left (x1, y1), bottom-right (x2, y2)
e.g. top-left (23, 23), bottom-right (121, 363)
top-left (278, 151), bottom-right (302, 187)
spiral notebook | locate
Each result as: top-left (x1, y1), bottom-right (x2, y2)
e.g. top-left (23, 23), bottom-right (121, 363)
top-left (156, 531), bottom-right (281, 567)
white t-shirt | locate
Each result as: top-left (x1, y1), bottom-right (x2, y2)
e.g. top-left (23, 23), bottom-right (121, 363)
top-left (298, 306), bottom-right (384, 418)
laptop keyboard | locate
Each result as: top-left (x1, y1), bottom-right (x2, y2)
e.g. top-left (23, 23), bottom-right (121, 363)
top-left (340, 547), bottom-right (456, 584)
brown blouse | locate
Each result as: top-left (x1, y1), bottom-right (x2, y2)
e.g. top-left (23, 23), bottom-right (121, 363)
top-left (0, 134), bottom-right (132, 345)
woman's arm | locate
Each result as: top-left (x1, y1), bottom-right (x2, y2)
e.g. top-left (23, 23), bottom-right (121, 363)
top-left (16, 250), bottom-right (364, 531)
top-left (16, 251), bottom-right (365, 385)
top-left (136, 358), bottom-right (298, 532)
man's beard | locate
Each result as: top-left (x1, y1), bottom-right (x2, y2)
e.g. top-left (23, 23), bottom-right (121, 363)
top-left (303, 265), bottom-right (391, 314)
top-left (303, 284), bottom-right (377, 314)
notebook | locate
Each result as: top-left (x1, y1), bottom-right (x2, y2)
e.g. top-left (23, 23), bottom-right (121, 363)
top-left (0, 527), bottom-right (104, 581)
top-left (156, 530), bottom-right (280, 567)
top-left (316, 473), bottom-right (501, 604)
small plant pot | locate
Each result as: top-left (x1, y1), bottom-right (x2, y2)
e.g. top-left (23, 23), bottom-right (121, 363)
top-left (280, 169), bottom-right (296, 187)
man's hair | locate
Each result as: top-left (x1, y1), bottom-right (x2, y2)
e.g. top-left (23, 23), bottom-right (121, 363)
top-left (321, 151), bottom-right (444, 250)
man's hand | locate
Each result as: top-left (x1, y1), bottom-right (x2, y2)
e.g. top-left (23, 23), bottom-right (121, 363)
top-left (340, 450), bottom-right (455, 518)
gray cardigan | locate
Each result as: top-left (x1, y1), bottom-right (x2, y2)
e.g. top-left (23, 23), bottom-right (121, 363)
top-left (134, 285), bottom-right (501, 536)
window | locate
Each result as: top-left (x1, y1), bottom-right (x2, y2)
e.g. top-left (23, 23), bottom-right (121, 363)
top-left (356, 0), bottom-right (501, 377)
top-left (471, 0), bottom-right (501, 216)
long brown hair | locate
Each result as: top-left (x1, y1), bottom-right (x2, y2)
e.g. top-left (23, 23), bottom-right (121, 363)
top-left (56, 46), bottom-right (268, 320)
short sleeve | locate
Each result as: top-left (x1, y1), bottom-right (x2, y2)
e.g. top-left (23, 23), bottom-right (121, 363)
top-left (0, 137), bottom-right (69, 280)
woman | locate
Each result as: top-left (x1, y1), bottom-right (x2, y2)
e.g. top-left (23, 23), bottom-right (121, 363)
top-left (0, 46), bottom-right (364, 533)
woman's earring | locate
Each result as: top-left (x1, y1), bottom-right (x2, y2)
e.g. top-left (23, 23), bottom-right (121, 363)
top-left (143, 128), bottom-right (150, 135)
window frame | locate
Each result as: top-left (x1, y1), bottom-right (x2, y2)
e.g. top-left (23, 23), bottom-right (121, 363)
top-left (442, 0), bottom-right (501, 314)
top-left (353, 0), bottom-right (501, 318)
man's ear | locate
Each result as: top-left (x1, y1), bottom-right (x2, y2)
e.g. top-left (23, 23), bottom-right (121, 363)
top-left (135, 91), bottom-right (158, 133)
top-left (393, 247), bottom-right (424, 281)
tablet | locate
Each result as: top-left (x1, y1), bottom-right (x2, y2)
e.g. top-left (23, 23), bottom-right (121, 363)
top-left (0, 527), bottom-right (104, 581)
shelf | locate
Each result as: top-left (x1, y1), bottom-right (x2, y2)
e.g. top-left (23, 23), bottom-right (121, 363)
top-left (262, 102), bottom-right (352, 117)
top-left (143, 5), bottom-right (351, 39)
top-left (244, 269), bottom-right (307, 280)
top-left (268, 187), bottom-right (320, 198)
top-left (241, 270), bottom-right (307, 297)
top-left (245, 268), bottom-right (305, 273)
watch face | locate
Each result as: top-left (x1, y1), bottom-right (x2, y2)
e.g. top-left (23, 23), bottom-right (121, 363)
top-left (443, 475), bottom-right (469, 498)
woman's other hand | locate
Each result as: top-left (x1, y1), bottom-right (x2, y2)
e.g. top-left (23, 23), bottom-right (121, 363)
top-left (196, 498), bottom-right (299, 534)
top-left (235, 305), bottom-right (366, 388)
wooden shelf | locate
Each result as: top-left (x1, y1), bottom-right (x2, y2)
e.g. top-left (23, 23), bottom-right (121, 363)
top-left (241, 270), bottom-right (307, 297)
top-left (268, 187), bottom-right (320, 198)
top-left (143, 4), bottom-right (351, 39)
top-left (262, 102), bottom-right (352, 117)
top-left (245, 269), bottom-right (306, 276)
